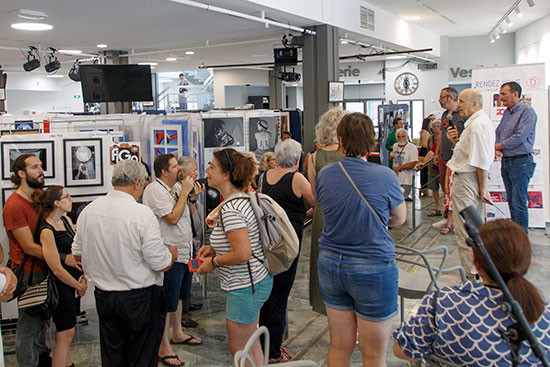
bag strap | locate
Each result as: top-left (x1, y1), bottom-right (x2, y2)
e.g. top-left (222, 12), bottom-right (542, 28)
top-left (61, 216), bottom-right (75, 238)
top-left (338, 161), bottom-right (385, 228)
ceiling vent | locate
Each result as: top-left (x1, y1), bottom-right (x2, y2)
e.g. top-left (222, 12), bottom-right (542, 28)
top-left (360, 6), bottom-right (375, 31)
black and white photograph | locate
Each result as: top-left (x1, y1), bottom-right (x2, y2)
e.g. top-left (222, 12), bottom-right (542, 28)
top-left (1, 140), bottom-right (55, 180)
top-left (248, 116), bottom-right (279, 161)
top-left (203, 117), bottom-right (244, 148)
top-left (64, 138), bottom-right (104, 187)
top-left (66, 193), bottom-right (106, 224)
top-left (2, 187), bottom-right (16, 207)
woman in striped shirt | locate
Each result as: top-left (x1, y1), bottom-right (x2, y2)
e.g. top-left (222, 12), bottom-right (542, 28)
top-left (197, 148), bottom-right (273, 365)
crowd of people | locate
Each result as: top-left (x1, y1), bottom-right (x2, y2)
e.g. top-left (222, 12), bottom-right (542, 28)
top-left (0, 81), bottom-right (547, 367)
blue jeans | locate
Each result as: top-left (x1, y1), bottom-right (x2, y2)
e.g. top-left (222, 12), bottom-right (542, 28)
top-left (318, 249), bottom-right (398, 322)
top-left (501, 155), bottom-right (536, 230)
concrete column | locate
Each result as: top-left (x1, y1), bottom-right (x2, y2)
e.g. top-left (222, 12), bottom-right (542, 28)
top-left (100, 50), bottom-right (131, 114)
top-left (268, 67), bottom-right (284, 109)
top-left (302, 25), bottom-right (339, 152)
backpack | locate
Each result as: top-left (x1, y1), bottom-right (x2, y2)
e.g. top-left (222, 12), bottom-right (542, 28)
top-left (221, 192), bottom-right (299, 276)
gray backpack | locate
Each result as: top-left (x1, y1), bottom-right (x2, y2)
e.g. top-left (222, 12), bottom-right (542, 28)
top-left (222, 191), bottom-right (299, 276)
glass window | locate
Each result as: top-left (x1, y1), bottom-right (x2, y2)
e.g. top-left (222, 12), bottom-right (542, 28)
top-left (345, 102), bottom-right (365, 113)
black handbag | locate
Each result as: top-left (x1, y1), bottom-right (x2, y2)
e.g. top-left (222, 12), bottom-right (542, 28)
top-left (7, 255), bottom-right (30, 301)
top-left (17, 258), bottom-right (59, 318)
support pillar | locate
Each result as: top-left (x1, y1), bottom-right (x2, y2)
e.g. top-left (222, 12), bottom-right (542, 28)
top-left (302, 25), bottom-right (340, 153)
top-left (269, 67), bottom-right (284, 109)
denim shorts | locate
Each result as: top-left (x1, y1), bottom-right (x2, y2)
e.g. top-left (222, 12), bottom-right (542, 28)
top-left (226, 275), bottom-right (273, 324)
top-left (318, 249), bottom-right (398, 321)
top-left (162, 262), bottom-right (188, 312)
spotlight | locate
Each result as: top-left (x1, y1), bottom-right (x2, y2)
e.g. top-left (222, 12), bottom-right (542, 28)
top-left (490, 34), bottom-right (495, 43)
top-left (526, 0), bottom-right (535, 7)
top-left (495, 31), bottom-right (501, 40)
top-left (499, 25), bottom-right (507, 34)
top-left (44, 47), bottom-right (60, 74)
top-left (68, 60), bottom-right (81, 82)
top-left (515, 6), bottom-right (523, 17)
top-left (505, 17), bottom-right (513, 27)
top-left (23, 46), bottom-right (40, 72)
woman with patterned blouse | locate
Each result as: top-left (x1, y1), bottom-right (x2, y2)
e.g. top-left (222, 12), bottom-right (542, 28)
top-left (393, 219), bottom-right (550, 366)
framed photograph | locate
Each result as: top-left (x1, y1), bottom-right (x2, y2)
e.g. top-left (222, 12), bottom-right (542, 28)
top-left (328, 81), bottom-right (344, 102)
top-left (2, 187), bottom-right (16, 206)
top-left (203, 117), bottom-right (244, 148)
top-left (66, 193), bottom-right (107, 224)
top-left (64, 138), bottom-right (103, 187)
top-left (1, 140), bottom-right (55, 180)
top-left (248, 117), bottom-right (279, 161)
top-left (1, 129), bottom-right (41, 136)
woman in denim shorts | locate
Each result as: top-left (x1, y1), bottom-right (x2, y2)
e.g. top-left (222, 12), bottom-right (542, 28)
top-left (316, 113), bottom-right (407, 367)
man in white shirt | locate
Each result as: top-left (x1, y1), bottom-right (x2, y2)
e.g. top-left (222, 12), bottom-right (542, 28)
top-left (143, 154), bottom-right (202, 367)
top-left (72, 160), bottom-right (177, 367)
top-left (392, 128), bottom-right (418, 201)
top-left (446, 88), bottom-right (495, 279)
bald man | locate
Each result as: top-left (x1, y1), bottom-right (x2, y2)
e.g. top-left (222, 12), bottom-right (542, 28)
top-left (446, 89), bottom-right (495, 279)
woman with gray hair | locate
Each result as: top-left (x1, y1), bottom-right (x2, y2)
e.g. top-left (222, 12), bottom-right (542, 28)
top-left (306, 107), bottom-right (347, 315)
top-left (259, 138), bottom-right (316, 362)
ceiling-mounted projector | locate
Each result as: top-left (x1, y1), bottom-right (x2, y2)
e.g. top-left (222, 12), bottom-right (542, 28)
top-left (23, 58), bottom-right (40, 72)
top-left (45, 60), bottom-right (60, 73)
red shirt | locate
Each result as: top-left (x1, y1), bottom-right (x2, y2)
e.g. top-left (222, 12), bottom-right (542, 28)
top-left (3, 192), bottom-right (47, 274)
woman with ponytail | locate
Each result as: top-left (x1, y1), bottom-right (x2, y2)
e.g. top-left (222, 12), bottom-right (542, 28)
top-left (33, 186), bottom-right (87, 367)
top-left (393, 219), bottom-right (550, 366)
top-left (197, 148), bottom-right (273, 365)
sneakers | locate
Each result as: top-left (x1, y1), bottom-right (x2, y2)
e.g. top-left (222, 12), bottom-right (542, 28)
top-left (181, 316), bottom-right (198, 328)
top-left (77, 311), bottom-right (89, 326)
top-left (269, 348), bottom-right (292, 363)
top-left (431, 218), bottom-right (447, 228)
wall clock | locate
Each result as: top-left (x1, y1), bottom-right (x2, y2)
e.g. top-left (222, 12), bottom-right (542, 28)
top-left (394, 72), bottom-right (419, 96)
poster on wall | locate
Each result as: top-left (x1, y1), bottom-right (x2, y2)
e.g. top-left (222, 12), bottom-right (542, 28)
top-left (248, 117), bottom-right (279, 161)
top-left (1, 140), bottom-right (55, 180)
top-left (203, 117), bottom-right (244, 148)
top-left (64, 138), bottom-right (104, 187)
top-left (109, 142), bottom-right (141, 165)
top-left (150, 124), bottom-right (182, 160)
top-left (66, 193), bottom-right (107, 224)
top-left (472, 63), bottom-right (548, 227)
top-left (162, 119), bottom-right (189, 156)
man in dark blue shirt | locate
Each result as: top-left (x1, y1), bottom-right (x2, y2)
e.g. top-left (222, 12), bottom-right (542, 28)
top-left (495, 82), bottom-right (537, 230)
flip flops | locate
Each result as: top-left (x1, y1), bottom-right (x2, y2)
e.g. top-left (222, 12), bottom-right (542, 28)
top-left (171, 335), bottom-right (201, 345)
top-left (440, 227), bottom-right (452, 235)
top-left (158, 354), bottom-right (184, 366)
top-left (428, 210), bottom-right (442, 217)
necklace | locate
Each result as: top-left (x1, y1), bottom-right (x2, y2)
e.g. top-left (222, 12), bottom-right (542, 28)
top-left (16, 188), bottom-right (32, 201)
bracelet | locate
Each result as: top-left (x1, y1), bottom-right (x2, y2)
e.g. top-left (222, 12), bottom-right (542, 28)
top-left (212, 256), bottom-right (219, 268)
top-left (189, 198), bottom-right (197, 204)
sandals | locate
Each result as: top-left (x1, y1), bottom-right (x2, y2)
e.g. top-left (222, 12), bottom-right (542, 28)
top-left (440, 227), bottom-right (452, 235)
top-left (158, 355), bottom-right (184, 366)
top-left (428, 210), bottom-right (442, 217)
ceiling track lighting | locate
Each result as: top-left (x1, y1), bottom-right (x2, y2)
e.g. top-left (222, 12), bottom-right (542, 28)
top-left (487, 0), bottom-right (531, 43)
top-left (23, 46), bottom-right (40, 72)
top-left (45, 47), bottom-right (60, 74)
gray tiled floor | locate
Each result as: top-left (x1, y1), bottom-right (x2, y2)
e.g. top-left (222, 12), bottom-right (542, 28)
top-left (3, 197), bottom-right (549, 366)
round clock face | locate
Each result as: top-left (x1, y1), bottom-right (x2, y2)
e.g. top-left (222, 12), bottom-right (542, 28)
top-left (394, 72), bottom-right (419, 96)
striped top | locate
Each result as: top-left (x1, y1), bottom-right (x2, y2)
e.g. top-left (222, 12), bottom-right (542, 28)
top-left (210, 197), bottom-right (268, 291)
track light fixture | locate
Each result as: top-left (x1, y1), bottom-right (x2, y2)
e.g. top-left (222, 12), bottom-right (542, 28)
top-left (527, 0), bottom-right (535, 7)
top-left (69, 60), bottom-right (81, 81)
top-left (44, 47), bottom-right (60, 74)
top-left (488, 0), bottom-right (533, 43)
top-left (23, 46), bottom-right (40, 72)
top-left (514, 6), bottom-right (523, 17)
top-left (505, 17), bottom-right (513, 27)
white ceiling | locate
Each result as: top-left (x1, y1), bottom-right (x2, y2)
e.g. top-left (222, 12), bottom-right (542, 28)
top-left (0, 0), bottom-right (549, 77)
top-left (370, 0), bottom-right (550, 37)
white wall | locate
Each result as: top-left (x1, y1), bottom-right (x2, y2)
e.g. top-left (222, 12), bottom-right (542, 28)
top-left (448, 34), bottom-right (515, 83)
top-left (5, 73), bottom-right (84, 114)
top-left (246, 0), bottom-right (441, 56)
top-left (516, 14), bottom-right (550, 86)
top-left (344, 83), bottom-right (384, 100)
top-left (213, 68), bottom-right (269, 108)
top-left (224, 85), bottom-right (269, 107)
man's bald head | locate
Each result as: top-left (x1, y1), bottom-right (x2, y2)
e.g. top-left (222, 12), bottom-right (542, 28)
top-left (458, 88), bottom-right (483, 119)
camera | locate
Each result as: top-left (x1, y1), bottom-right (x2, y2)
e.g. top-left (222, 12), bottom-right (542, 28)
top-left (188, 258), bottom-right (203, 272)
top-left (190, 178), bottom-right (207, 195)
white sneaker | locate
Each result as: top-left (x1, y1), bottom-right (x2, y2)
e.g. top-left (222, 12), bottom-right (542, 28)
top-left (431, 218), bottom-right (447, 228)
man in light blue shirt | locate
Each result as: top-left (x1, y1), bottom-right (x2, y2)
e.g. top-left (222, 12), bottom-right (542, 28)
top-left (495, 81), bottom-right (537, 230)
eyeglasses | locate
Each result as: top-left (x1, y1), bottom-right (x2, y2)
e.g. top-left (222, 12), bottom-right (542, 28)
top-left (59, 194), bottom-right (71, 200)
top-left (439, 95), bottom-right (450, 100)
